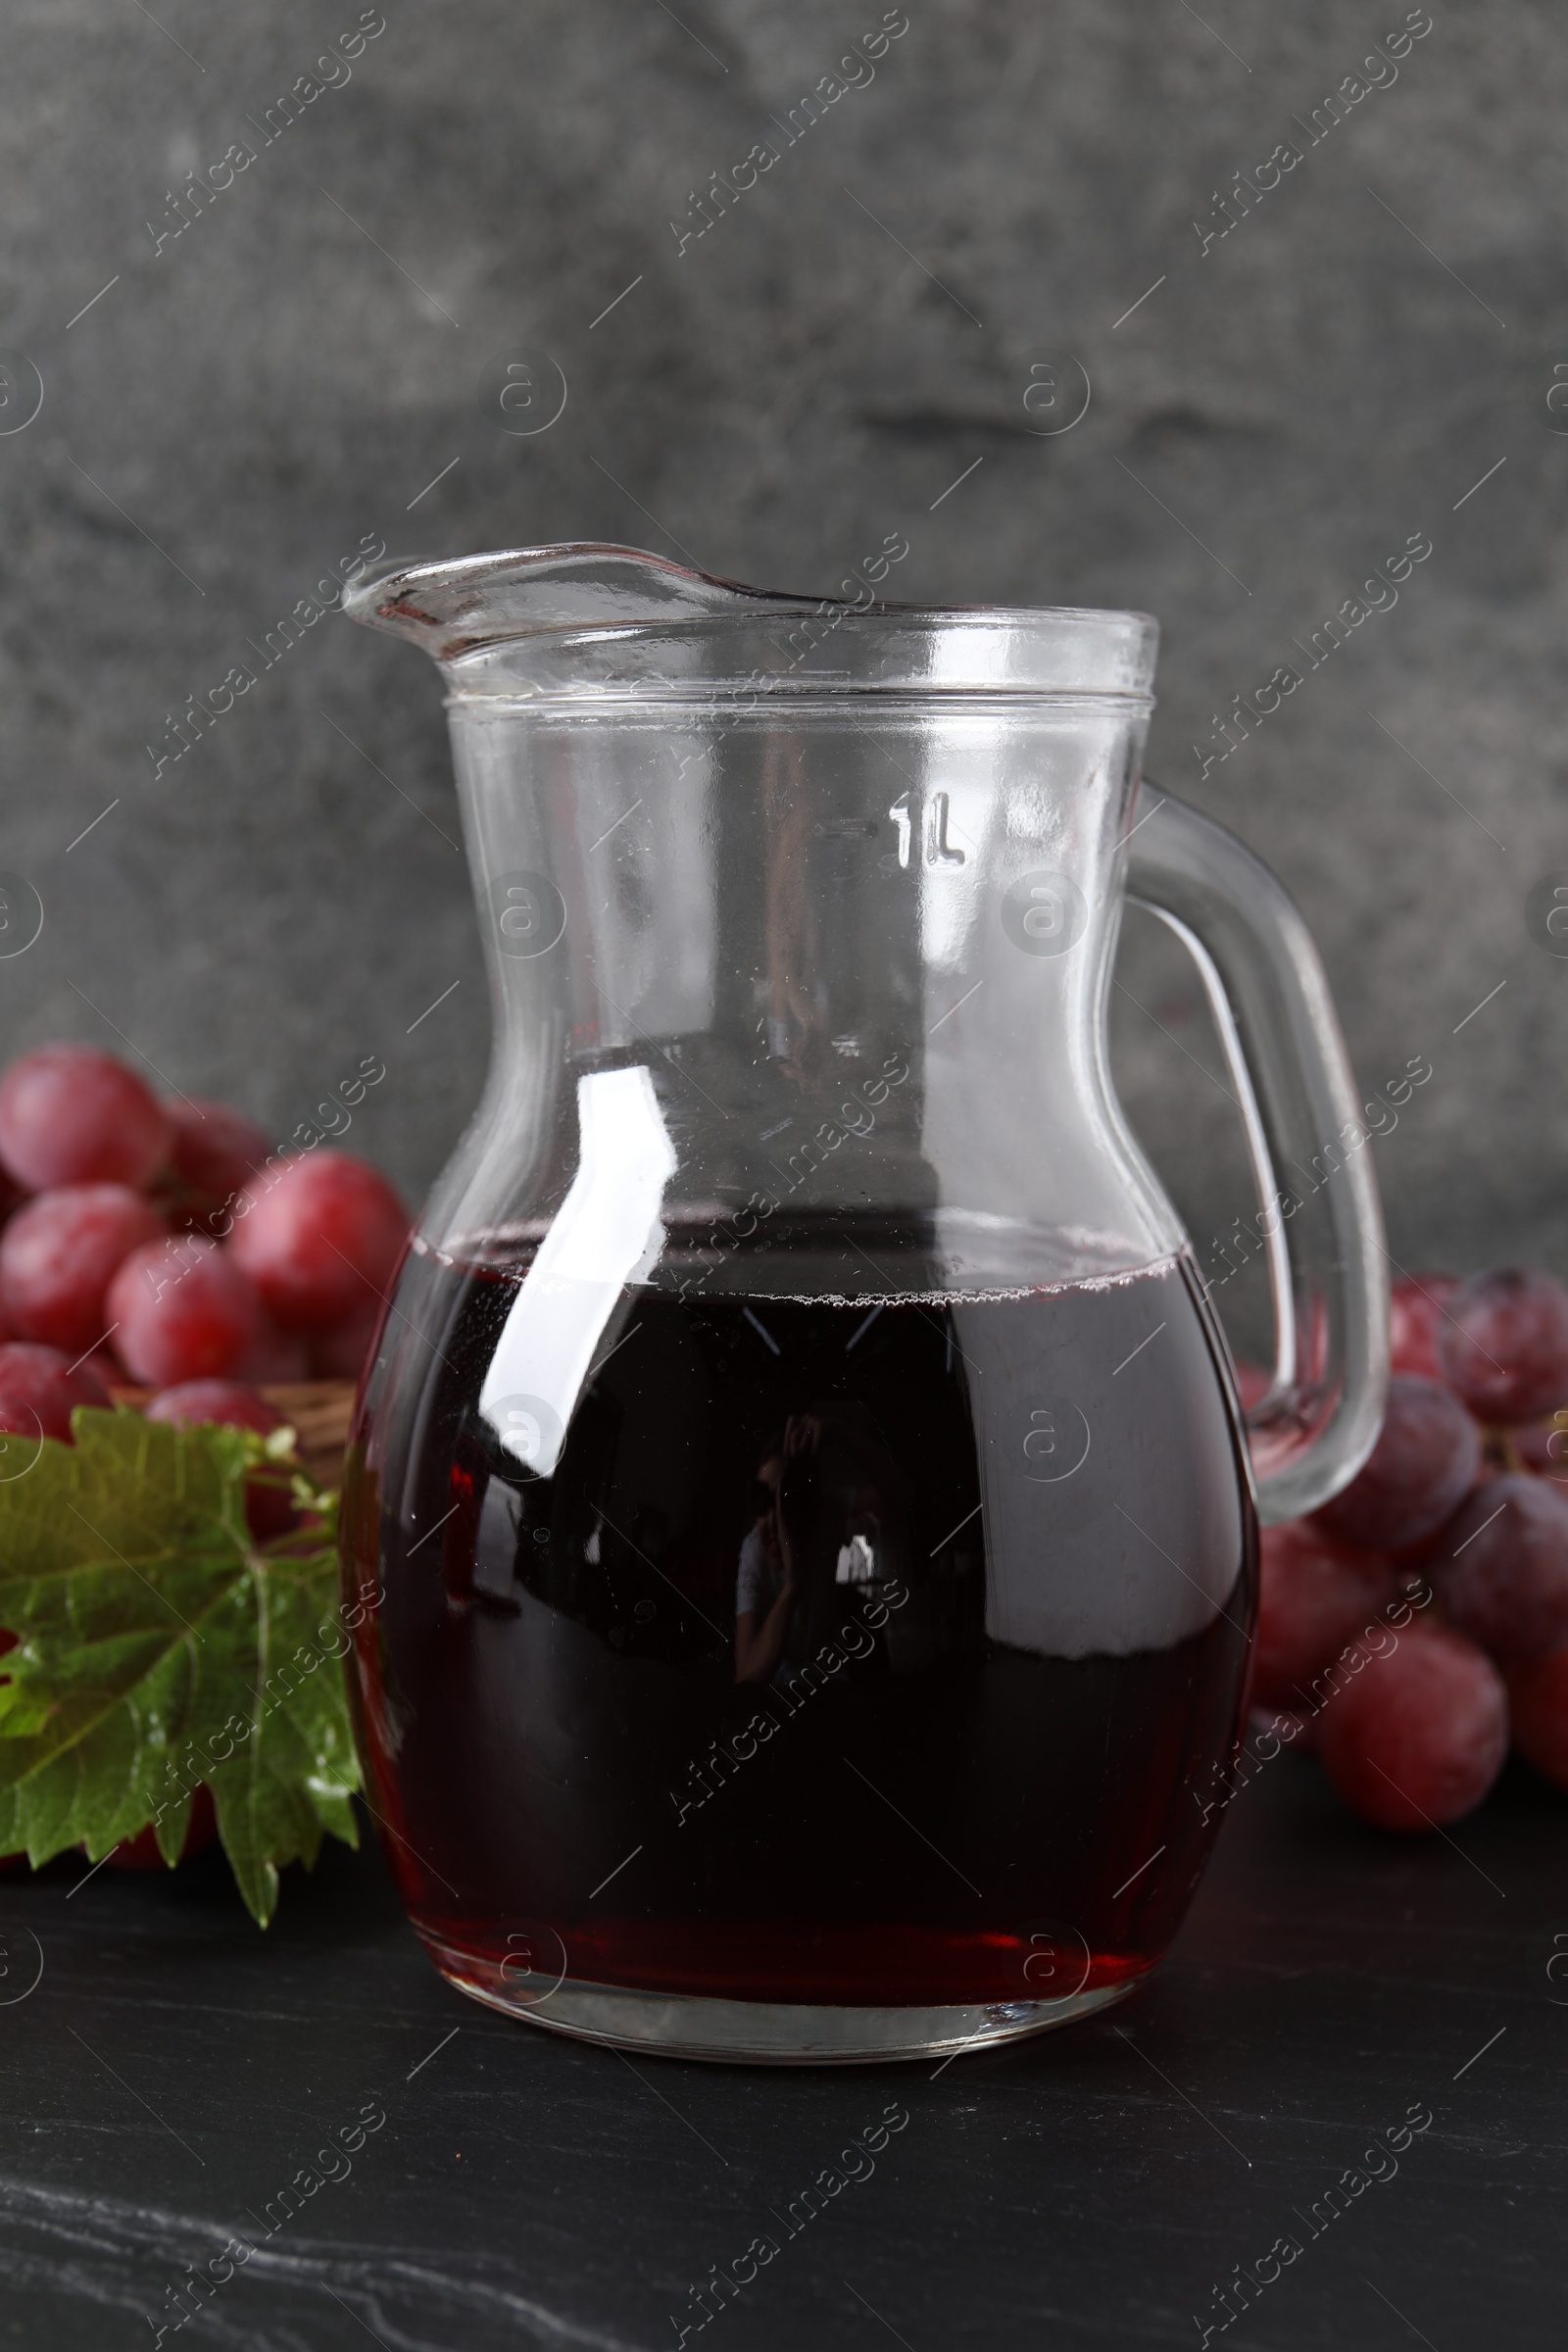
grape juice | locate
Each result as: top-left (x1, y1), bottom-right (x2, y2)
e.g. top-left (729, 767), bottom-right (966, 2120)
top-left (341, 1230), bottom-right (1254, 2024)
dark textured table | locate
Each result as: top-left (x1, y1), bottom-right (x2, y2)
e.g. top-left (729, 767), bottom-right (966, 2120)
top-left (2, 1753), bottom-right (1561, 2351)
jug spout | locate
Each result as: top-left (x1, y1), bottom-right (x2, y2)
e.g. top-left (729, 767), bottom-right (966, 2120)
top-left (341, 541), bottom-right (792, 662)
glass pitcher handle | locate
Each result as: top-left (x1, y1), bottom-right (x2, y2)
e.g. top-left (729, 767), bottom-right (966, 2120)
top-left (1125, 782), bottom-right (1390, 1524)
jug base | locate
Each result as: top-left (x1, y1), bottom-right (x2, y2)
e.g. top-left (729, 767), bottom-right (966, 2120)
top-left (422, 1936), bottom-right (1143, 2064)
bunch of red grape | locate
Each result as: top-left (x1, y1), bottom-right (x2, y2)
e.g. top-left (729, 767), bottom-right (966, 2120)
top-left (1253, 1267), bottom-right (1568, 1831)
top-left (0, 1042), bottom-right (409, 1447)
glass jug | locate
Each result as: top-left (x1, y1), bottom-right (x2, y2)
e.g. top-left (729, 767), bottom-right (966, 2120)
top-left (339, 545), bottom-right (1388, 2065)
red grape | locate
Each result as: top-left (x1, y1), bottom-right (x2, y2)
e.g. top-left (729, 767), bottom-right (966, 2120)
top-left (144, 1379), bottom-right (283, 1438)
top-left (229, 1150), bottom-right (408, 1332)
top-left (1431, 1473), bottom-right (1568, 1663)
top-left (1507, 1647), bottom-right (1568, 1789)
top-left (106, 1237), bottom-right (262, 1387)
top-left (159, 1098), bottom-right (271, 1231)
top-left (146, 1377), bottom-right (294, 1538)
top-left (1316, 1620), bottom-right (1508, 1830)
top-left (229, 1313), bottom-right (311, 1384)
top-left (72, 1355), bottom-right (111, 1405)
top-left (1439, 1266), bottom-right (1568, 1425)
top-left (0, 1342), bottom-right (111, 1446)
top-left (1252, 1520), bottom-right (1395, 1711)
top-left (309, 1303), bottom-right (384, 1381)
top-left (0, 1045), bottom-right (171, 1192)
top-left (1514, 1416), bottom-right (1568, 1486)
top-left (1390, 1272), bottom-right (1459, 1381)
top-left (0, 1184), bottom-right (165, 1355)
top-left (1312, 1375), bottom-right (1482, 1553)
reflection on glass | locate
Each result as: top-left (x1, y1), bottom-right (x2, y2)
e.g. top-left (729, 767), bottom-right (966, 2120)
top-left (479, 1066), bottom-right (675, 1476)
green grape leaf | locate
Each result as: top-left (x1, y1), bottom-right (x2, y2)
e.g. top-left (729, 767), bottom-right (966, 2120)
top-left (0, 1408), bottom-right (361, 1925)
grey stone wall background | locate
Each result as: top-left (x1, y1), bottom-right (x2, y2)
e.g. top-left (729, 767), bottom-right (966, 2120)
top-left (1, 0), bottom-right (1561, 1337)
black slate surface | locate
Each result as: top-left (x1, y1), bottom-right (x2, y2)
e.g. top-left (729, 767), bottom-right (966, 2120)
top-left (0, 1753), bottom-right (1562, 2351)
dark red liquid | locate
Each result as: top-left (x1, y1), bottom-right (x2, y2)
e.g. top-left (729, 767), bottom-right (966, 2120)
top-left (341, 1234), bottom-right (1254, 2012)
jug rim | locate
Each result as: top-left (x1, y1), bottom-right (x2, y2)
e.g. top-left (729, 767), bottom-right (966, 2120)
top-left (341, 542), bottom-right (1159, 699)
